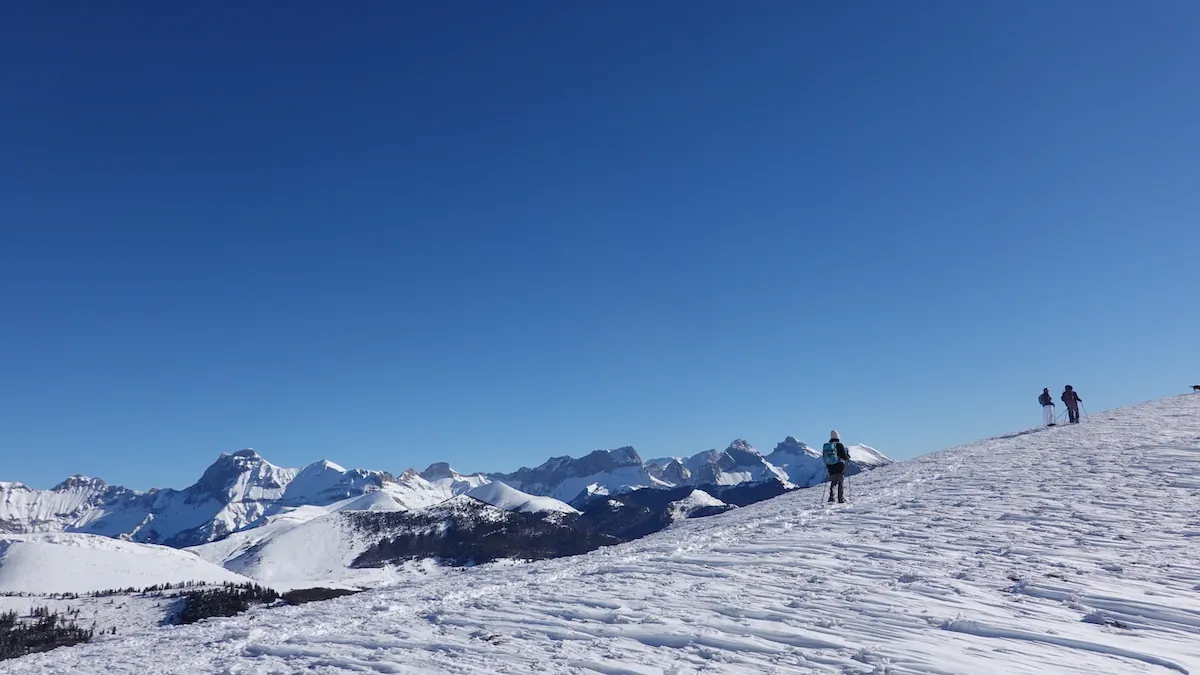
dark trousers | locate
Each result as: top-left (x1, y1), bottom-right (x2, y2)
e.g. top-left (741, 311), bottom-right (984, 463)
top-left (828, 470), bottom-right (845, 502)
top-left (1067, 405), bottom-right (1080, 423)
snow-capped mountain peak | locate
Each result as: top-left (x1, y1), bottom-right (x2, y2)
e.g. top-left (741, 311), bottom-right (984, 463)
top-left (683, 440), bottom-right (791, 487)
top-left (52, 475), bottom-right (109, 492)
top-left (645, 457), bottom-right (692, 485)
top-left (494, 446), bottom-right (662, 503)
top-left (283, 459), bottom-right (391, 506)
top-left (764, 435), bottom-right (893, 486)
top-left (191, 449), bottom-right (295, 502)
top-left (418, 462), bottom-right (489, 494)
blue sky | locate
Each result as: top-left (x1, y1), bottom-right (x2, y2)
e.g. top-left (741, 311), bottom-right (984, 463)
top-left (2, 1), bottom-right (1197, 491)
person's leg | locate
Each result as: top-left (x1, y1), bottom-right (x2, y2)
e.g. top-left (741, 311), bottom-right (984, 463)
top-left (837, 474), bottom-right (845, 503)
top-left (1043, 405), bottom-right (1054, 426)
top-left (828, 474), bottom-right (836, 502)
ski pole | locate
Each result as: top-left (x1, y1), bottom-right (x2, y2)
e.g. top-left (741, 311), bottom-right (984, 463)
top-left (1081, 403), bottom-right (1089, 422)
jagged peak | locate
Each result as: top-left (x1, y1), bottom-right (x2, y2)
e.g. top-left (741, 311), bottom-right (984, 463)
top-left (420, 462), bottom-right (456, 479)
top-left (724, 439), bottom-right (760, 455)
top-left (606, 446), bottom-right (643, 465)
top-left (773, 436), bottom-right (812, 453)
top-left (53, 474), bottom-right (108, 492)
top-left (299, 459), bottom-right (347, 474)
top-left (190, 448), bottom-right (293, 498)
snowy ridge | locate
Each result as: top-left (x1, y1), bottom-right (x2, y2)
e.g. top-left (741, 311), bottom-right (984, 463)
top-left (665, 489), bottom-right (728, 523)
top-left (6, 394), bottom-right (1199, 674)
top-left (492, 446), bottom-right (670, 503)
top-left (683, 439), bottom-right (792, 487)
top-left (0, 477), bottom-right (142, 536)
top-left (3, 434), bottom-right (888, 551)
top-left (0, 450), bottom-right (400, 548)
top-left (0, 533), bottom-right (254, 594)
top-left (465, 481), bottom-right (578, 514)
top-left (417, 463), bottom-right (489, 494)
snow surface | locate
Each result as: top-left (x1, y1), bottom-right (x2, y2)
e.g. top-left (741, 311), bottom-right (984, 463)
top-left (0, 593), bottom-right (182, 640)
top-left (187, 491), bottom-right (410, 590)
top-left (465, 481), bottom-right (579, 514)
top-left (7, 394), bottom-right (1200, 674)
top-left (0, 533), bottom-right (254, 594)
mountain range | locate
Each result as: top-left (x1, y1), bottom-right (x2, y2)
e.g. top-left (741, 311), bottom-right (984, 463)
top-left (0, 438), bottom-right (890, 554)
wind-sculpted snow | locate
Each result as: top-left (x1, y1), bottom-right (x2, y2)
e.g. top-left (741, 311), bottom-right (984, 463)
top-left (7, 394), bottom-right (1199, 674)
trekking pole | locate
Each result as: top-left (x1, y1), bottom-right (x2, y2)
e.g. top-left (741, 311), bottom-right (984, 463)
top-left (1081, 403), bottom-right (1090, 422)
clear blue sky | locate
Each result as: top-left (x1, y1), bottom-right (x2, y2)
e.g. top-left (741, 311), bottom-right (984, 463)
top-left (2, 1), bottom-right (1197, 491)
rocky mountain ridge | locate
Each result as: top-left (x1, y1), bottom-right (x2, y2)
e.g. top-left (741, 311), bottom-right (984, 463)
top-left (1, 438), bottom-right (891, 549)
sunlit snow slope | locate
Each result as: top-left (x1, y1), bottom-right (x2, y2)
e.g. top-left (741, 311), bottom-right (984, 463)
top-left (0, 533), bottom-right (254, 594)
top-left (7, 394), bottom-right (1200, 674)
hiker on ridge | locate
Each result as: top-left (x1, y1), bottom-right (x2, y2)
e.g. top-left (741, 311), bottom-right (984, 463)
top-left (822, 430), bottom-right (852, 504)
top-left (1061, 385), bottom-right (1083, 424)
top-left (1039, 388), bottom-right (1056, 426)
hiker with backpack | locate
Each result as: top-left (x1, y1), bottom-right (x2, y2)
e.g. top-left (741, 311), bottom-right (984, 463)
top-left (1039, 388), bottom-right (1056, 426)
top-left (822, 430), bottom-right (852, 503)
top-left (1061, 385), bottom-right (1083, 424)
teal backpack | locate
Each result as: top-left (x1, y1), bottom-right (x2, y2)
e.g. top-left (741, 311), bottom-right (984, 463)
top-left (821, 442), bottom-right (841, 466)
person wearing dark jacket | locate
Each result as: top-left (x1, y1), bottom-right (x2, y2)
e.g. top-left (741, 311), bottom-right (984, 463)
top-left (1061, 385), bottom-right (1083, 424)
top-left (1039, 388), bottom-right (1056, 426)
top-left (821, 430), bottom-right (852, 503)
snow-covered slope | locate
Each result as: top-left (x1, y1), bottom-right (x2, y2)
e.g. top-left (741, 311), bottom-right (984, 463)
top-left (0, 477), bottom-right (145, 537)
top-left (214, 511), bottom-right (385, 590)
top-left (281, 459), bottom-right (391, 506)
top-left (187, 489), bottom-right (410, 589)
top-left (0, 533), bottom-right (254, 594)
top-left (9, 394), bottom-right (1200, 674)
top-left (465, 481), bottom-right (578, 514)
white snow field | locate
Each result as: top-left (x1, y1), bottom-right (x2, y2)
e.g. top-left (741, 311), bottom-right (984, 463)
top-left (6, 394), bottom-right (1200, 674)
top-left (0, 533), bottom-right (253, 594)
